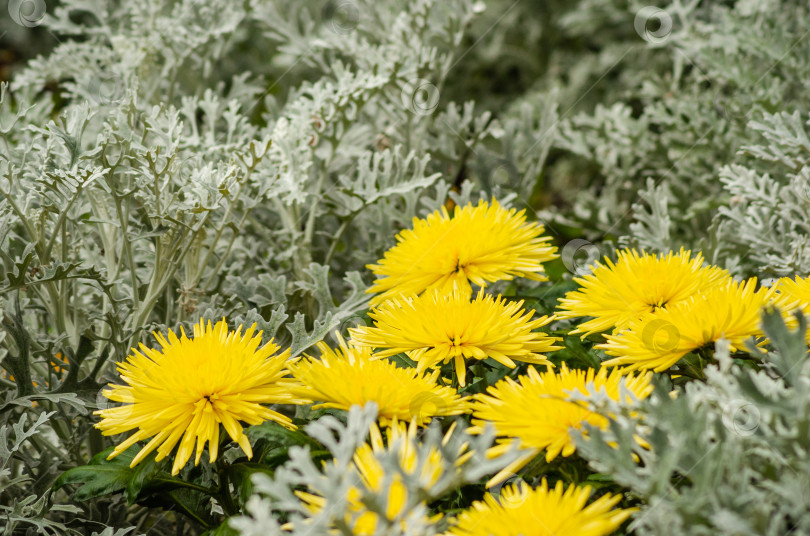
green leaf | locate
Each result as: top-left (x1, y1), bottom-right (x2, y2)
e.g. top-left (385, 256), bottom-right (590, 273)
top-left (124, 451), bottom-right (164, 503)
top-left (247, 420), bottom-right (323, 469)
top-left (247, 420), bottom-right (319, 448)
top-left (53, 446), bottom-right (137, 501)
top-left (226, 462), bottom-right (274, 505)
top-left (203, 519), bottom-right (240, 536)
top-left (586, 473), bottom-right (616, 482)
top-left (160, 487), bottom-right (216, 528)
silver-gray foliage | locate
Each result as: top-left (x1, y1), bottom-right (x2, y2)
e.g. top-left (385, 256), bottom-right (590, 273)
top-left (230, 403), bottom-right (521, 536)
top-left (573, 312), bottom-right (810, 535)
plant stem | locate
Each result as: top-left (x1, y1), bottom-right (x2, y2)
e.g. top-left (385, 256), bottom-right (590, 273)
top-left (216, 462), bottom-right (239, 516)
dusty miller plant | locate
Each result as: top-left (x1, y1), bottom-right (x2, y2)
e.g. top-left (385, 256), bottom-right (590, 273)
top-left (573, 311), bottom-right (810, 535)
top-left (230, 404), bottom-right (521, 536)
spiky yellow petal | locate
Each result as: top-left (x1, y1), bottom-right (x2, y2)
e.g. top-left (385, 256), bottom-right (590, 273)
top-left (557, 248), bottom-right (731, 337)
top-left (445, 479), bottom-right (635, 536)
top-left (350, 289), bottom-right (561, 386)
top-left (598, 278), bottom-right (776, 372)
top-left (289, 336), bottom-right (469, 425)
top-left (772, 275), bottom-right (810, 343)
top-left (367, 199), bottom-right (557, 305)
top-left (470, 364), bottom-right (652, 485)
top-left (94, 319), bottom-right (308, 475)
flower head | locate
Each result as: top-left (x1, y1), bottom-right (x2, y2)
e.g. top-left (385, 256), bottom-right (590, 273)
top-left (445, 479), bottom-right (635, 536)
top-left (350, 289), bottom-right (561, 386)
top-left (557, 249), bottom-right (731, 337)
top-left (773, 275), bottom-right (810, 342)
top-left (95, 319), bottom-right (306, 475)
top-left (352, 420), bottom-right (462, 501)
top-left (289, 337), bottom-right (469, 425)
top-left (297, 420), bottom-right (461, 534)
top-left (598, 278), bottom-right (776, 372)
top-left (470, 364), bottom-right (652, 485)
top-left (367, 199), bottom-right (557, 305)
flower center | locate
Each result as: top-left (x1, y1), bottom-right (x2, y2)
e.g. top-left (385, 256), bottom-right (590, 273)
top-left (449, 251), bottom-right (466, 274)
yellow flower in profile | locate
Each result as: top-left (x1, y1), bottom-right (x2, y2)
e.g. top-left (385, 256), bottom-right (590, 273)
top-left (773, 275), bottom-right (810, 342)
top-left (445, 480), bottom-right (635, 536)
top-left (289, 337), bottom-right (469, 425)
top-left (598, 278), bottom-right (776, 373)
top-left (367, 199), bottom-right (557, 305)
top-left (350, 289), bottom-right (561, 387)
top-left (470, 364), bottom-right (652, 486)
top-left (297, 421), bottom-right (463, 534)
top-left (95, 319), bottom-right (307, 475)
top-left (556, 249), bottom-right (731, 337)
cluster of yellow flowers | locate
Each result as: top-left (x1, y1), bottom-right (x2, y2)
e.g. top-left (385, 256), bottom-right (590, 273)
top-left (344, 200), bottom-right (643, 534)
top-left (557, 248), bottom-right (810, 373)
top-left (94, 200), bottom-right (810, 535)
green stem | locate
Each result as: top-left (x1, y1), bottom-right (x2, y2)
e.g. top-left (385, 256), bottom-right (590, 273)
top-left (194, 178), bottom-right (243, 285)
top-left (216, 463), bottom-right (239, 516)
top-left (153, 477), bottom-right (218, 497)
top-left (201, 208), bottom-right (252, 291)
top-left (303, 162), bottom-right (328, 248)
top-left (128, 214), bottom-right (212, 347)
top-left (324, 219), bottom-right (350, 266)
top-left (0, 181), bottom-right (42, 257)
top-left (113, 194), bottom-right (140, 309)
top-left (0, 183), bottom-right (66, 336)
top-left (42, 183), bottom-right (84, 265)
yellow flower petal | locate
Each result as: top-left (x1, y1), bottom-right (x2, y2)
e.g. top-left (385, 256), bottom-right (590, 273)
top-left (557, 248), bottom-right (731, 337)
top-left (289, 336), bottom-right (469, 426)
top-left (367, 199), bottom-right (557, 305)
top-left (351, 288), bottom-right (561, 387)
top-left (471, 364), bottom-right (652, 474)
top-left (598, 278), bottom-right (776, 372)
top-left (95, 319), bottom-right (308, 475)
top-left (445, 479), bottom-right (635, 536)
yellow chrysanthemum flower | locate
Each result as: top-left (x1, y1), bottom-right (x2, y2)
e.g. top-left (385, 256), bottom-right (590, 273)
top-left (349, 289), bottom-right (561, 387)
top-left (470, 364), bottom-right (652, 486)
top-left (445, 480), bottom-right (635, 536)
top-left (773, 275), bottom-right (810, 342)
top-left (95, 319), bottom-right (307, 475)
top-left (289, 337), bottom-right (469, 425)
top-left (297, 421), bottom-right (463, 534)
top-left (557, 249), bottom-right (731, 337)
top-left (598, 278), bottom-right (776, 373)
top-left (367, 199), bottom-right (557, 305)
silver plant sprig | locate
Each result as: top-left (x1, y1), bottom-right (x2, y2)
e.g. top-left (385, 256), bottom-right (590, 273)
top-left (231, 403), bottom-right (523, 536)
